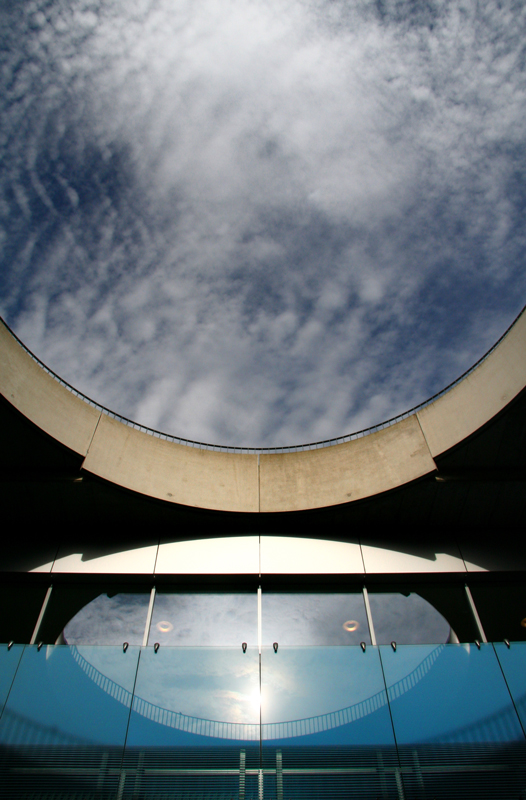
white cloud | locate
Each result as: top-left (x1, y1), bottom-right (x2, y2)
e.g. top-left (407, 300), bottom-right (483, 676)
top-left (1, 0), bottom-right (525, 446)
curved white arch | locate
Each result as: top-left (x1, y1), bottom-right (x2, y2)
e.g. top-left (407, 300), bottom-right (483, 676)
top-left (1, 310), bottom-right (525, 512)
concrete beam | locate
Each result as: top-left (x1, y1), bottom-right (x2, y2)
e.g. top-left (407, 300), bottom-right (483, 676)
top-left (83, 413), bottom-right (259, 513)
top-left (0, 321), bottom-right (100, 457)
top-left (417, 308), bottom-right (526, 457)
top-left (259, 415), bottom-right (435, 512)
top-left (1, 308), bottom-right (524, 513)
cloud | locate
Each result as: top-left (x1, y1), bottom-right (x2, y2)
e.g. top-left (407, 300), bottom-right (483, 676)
top-left (1, 0), bottom-right (525, 446)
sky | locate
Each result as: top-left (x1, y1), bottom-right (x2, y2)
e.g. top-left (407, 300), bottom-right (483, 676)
top-left (1, 0), bottom-right (525, 447)
top-left (64, 589), bottom-right (449, 726)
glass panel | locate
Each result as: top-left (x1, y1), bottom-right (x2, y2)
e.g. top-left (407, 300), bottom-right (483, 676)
top-left (261, 646), bottom-right (400, 799)
top-left (38, 585), bottom-right (151, 645)
top-left (381, 643), bottom-right (526, 798)
top-left (469, 581), bottom-right (526, 642)
top-left (262, 592), bottom-right (371, 646)
top-left (0, 584), bottom-right (49, 643)
top-left (62, 592), bottom-right (150, 645)
top-left (148, 591), bottom-right (257, 646)
top-left (369, 589), bottom-right (454, 644)
top-left (494, 642), bottom-right (526, 735)
top-left (0, 645), bottom-right (24, 717)
top-left (122, 646), bottom-right (260, 798)
top-left (0, 644), bottom-right (139, 798)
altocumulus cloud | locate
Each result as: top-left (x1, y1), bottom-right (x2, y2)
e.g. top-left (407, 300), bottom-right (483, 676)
top-left (1, 0), bottom-right (525, 446)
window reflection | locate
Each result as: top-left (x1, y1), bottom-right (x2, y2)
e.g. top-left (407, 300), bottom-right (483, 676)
top-left (38, 585), bottom-right (150, 645)
top-left (33, 582), bottom-right (482, 648)
top-left (63, 593), bottom-right (150, 646)
top-left (369, 592), bottom-right (451, 644)
top-left (262, 593), bottom-right (371, 646)
top-left (148, 592), bottom-right (258, 646)
top-left (368, 584), bottom-right (480, 645)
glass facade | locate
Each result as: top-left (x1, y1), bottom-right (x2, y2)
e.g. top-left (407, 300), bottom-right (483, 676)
top-left (0, 644), bottom-right (140, 798)
top-left (262, 592), bottom-right (371, 646)
top-left (1, 580), bottom-right (525, 797)
top-left (148, 591), bottom-right (258, 647)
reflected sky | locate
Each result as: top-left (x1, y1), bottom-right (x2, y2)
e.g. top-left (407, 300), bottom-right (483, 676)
top-left (56, 588), bottom-right (462, 738)
top-left (262, 593), bottom-right (370, 646)
top-left (381, 643), bottom-right (524, 743)
top-left (148, 593), bottom-right (258, 647)
top-left (63, 592), bottom-right (150, 645)
top-left (61, 589), bottom-right (453, 650)
top-left (0, 645), bottom-right (140, 746)
top-left (54, 639), bottom-right (524, 746)
top-left (369, 592), bottom-right (451, 645)
top-left (261, 647), bottom-right (384, 725)
top-left (132, 647), bottom-right (260, 727)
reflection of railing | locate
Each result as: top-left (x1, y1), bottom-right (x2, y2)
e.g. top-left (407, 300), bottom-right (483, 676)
top-left (3, 308), bottom-right (523, 453)
top-left (0, 706), bottom-right (94, 746)
top-left (438, 698), bottom-right (526, 745)
top-left (3, 645), bottom-right (525, 750)
top-left (71, 648), bottom-right (134, 708)
top-left (72, 646), bottom-right (444, 741)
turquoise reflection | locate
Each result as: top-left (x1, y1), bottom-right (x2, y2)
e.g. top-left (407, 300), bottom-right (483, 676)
top-left (260, 646), bottom-right (400, 800)
top-left (380, 643), bottom-right (524, 743)
top-left (0, 643), bottom-right (524, 799)
top-left (0, 645), bottom-right (139, 746)
top-left (494, 641), bottom-right (526, 735)
top-left (126, 647), bottom-right (260, 747)
top-left (261, 646), bottom-right (394, 745)
top-left (0, 645), bottom-right (23, 718)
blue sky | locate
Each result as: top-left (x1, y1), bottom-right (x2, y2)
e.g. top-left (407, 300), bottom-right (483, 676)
top-left (1, 0), bottom-right (525, 447)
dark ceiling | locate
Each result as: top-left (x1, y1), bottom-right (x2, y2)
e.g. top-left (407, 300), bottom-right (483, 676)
top-left (1, 377), bottom-right (525, 574)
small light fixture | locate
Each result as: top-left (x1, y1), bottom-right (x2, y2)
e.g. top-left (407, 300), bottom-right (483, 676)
top-left (154, 643), bottom-right (160, 653)
top-left (360, 642), bottom-right (366, 652)
top-left (157, 621), bottom-right (173, 633)
top-left (273, 642), bottom-right (278, 653)
top-left (391, 642), bottom-right (397, 652)
top-left (242, 642), bottom-right (247, 653)
top-left (123, 642), bottom-right (129, 652)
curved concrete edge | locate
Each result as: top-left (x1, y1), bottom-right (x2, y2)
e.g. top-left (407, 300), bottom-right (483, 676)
top-left (0, 321), bottom-right (100, 456)
top-left (416, 307), bottom-right (526, 457)
top-left (259, 415), bottom-right (435, 512)
top-left (83, 413), bottom-right (259, 513)
top-left (1, 308), bottom-right (524, 512)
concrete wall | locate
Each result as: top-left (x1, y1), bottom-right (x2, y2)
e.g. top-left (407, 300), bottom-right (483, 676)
top-left (0, 322), bottom-right (100, 456)
top-left (417, 308), bottom-right (526, 457)
top-left (1, 309), bottom-right (525, 513)
top-left (82, 413), bottom-right (259, 513)
top-left (259, 415), bottom-right (434, 512)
